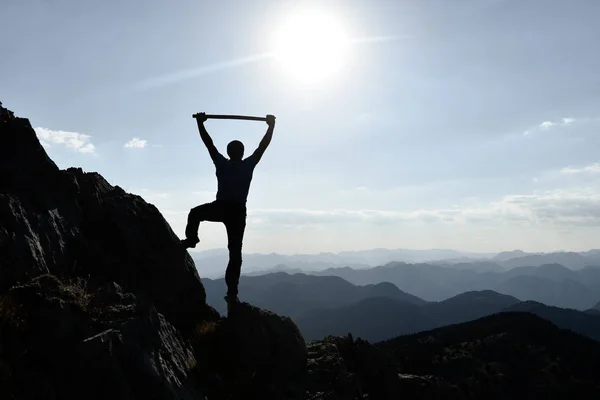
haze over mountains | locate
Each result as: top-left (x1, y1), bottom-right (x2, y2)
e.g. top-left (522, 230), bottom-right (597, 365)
top-left (193, 248), bottom-right (487, 278)
top-left (194, 248), bottom-right (600, 278)
top-left (197, 243), bottom-right (600, 345)
top-left (314, 262), bottom-right (600, 309)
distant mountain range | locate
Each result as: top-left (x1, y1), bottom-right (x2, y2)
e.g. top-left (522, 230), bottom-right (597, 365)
top-left (295, 290), bottom-right (521, 342)
top-left (193, 248), bottom-right (600, 278)
top-left (307, 262), bottom-right (600, 309)
top-left (499, 251), bottom-right (598, 270)
top-left (203, 272), bottom-right (425, 318)
top-left (203, 271), bottom-right (600, 343)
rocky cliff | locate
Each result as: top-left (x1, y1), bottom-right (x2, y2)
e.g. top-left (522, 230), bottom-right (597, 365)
top-left (0, 103), bottom-right (307, 399)
top-left (0, 103), bottom-right (218, 331)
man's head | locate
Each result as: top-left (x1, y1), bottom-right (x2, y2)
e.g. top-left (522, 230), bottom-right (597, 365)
top-left (227, 140), bottom-right (244, 161)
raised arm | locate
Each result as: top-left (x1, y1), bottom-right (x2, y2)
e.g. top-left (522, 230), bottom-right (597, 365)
top-left (251, 114), bottom-right (275, 164)
top-left (194, 113), bottom-right (220, 161)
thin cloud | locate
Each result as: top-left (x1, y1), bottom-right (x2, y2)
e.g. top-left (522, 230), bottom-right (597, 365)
top-left (34, 127), bottom-right (95, 153)
top-left (124, 137), bottom-right (147, 149)
top-left (133, 53), bottom-right (271, 91)
top-left (523, 117), bottom-right (577, 136)
top-left (561, 163), bottom-right (600, 174)
top-left (248, 189), bottom-right (600, 228)
top-left (499, 190), bottom-right (600, 227)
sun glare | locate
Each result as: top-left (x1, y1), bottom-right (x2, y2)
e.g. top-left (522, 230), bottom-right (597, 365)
top-left (272, 9), bottom-right (350, 85)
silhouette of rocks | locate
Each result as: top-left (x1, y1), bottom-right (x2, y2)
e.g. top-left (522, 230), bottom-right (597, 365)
top-left (1, 103), bottom-right (312, 399)
top-left (0, 275), bottom-right (203, 399)
top-left (307, 312), bottom-right (600, 399)
top-left (0, 103), bottom-right (217, 332)
top-left (305, 335), bottom-right (456, 399)
top-left (379, 312), bottom-right (600, 398)
top-left (191, 302), bottom-right (307, 400)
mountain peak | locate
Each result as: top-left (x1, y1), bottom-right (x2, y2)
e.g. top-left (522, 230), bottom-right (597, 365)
top-left (1, 103), bottom-right (60, 193)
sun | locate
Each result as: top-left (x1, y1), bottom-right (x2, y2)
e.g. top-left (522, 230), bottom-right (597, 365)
top-left (271, 9), bottom-right (350, 85)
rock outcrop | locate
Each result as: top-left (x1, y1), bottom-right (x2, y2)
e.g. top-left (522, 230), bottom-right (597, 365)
top-left (191, 302), bottom-right (307, 400)
top-left (0, 103), bottom-right (216, 332)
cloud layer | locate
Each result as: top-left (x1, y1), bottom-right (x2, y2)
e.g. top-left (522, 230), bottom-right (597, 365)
top-left (34, 127), bottom-right (95, 153)
top-left (248, 189), bottom-right (600, 228)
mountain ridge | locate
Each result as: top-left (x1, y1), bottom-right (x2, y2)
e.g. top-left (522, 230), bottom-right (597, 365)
top-left (305, 262), bottom-right (600, 309)
top-left (209, 271), bottom-right (600, 343)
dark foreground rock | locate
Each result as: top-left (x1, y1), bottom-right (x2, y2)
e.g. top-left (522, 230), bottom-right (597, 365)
top-left (305, 335), bottom-right (458, 400)
top-left (0, 275), bottom-right (203, 400)
top-left (191, 302), bottom-right (307, 400)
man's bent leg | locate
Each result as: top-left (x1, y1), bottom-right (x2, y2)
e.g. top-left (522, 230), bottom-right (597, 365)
top-left (224, 209), bottom-right (246, 298)
top-left (184, 201), bottom-right (225, 247)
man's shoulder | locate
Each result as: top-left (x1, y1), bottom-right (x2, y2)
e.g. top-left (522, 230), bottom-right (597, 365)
top-left (243, 154), bottom-right (258, 167)
top-left (213, 152), bottom-right (228, 166)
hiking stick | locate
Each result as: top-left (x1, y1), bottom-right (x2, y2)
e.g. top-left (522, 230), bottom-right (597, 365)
top-left (192, 113), bottom-right (267, 122)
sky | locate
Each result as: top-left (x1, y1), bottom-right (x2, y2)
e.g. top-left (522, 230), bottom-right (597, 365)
top-left (1, 0), bottom-right (599, 254)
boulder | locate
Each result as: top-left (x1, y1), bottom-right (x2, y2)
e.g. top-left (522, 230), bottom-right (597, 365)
top-left (191, 302), bottom-right (308, 400)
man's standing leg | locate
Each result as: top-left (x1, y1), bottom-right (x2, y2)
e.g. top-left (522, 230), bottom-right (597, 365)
top-left (224, 206), bottom-right (247, 300)
top-left (183, 201), bottom-right (224, 248)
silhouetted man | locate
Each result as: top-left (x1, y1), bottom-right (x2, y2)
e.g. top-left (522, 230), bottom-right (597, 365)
top-left (182, 112), bottom-right (275, 307)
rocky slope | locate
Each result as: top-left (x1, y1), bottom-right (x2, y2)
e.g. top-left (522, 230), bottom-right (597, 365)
top-left (0, 103), bottom-right (307, 399)
top-left (0, 103), bottom-right (216, 332)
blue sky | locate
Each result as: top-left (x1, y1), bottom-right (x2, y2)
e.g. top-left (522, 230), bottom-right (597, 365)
top-left (2, 0), bottom-right (599, 254)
